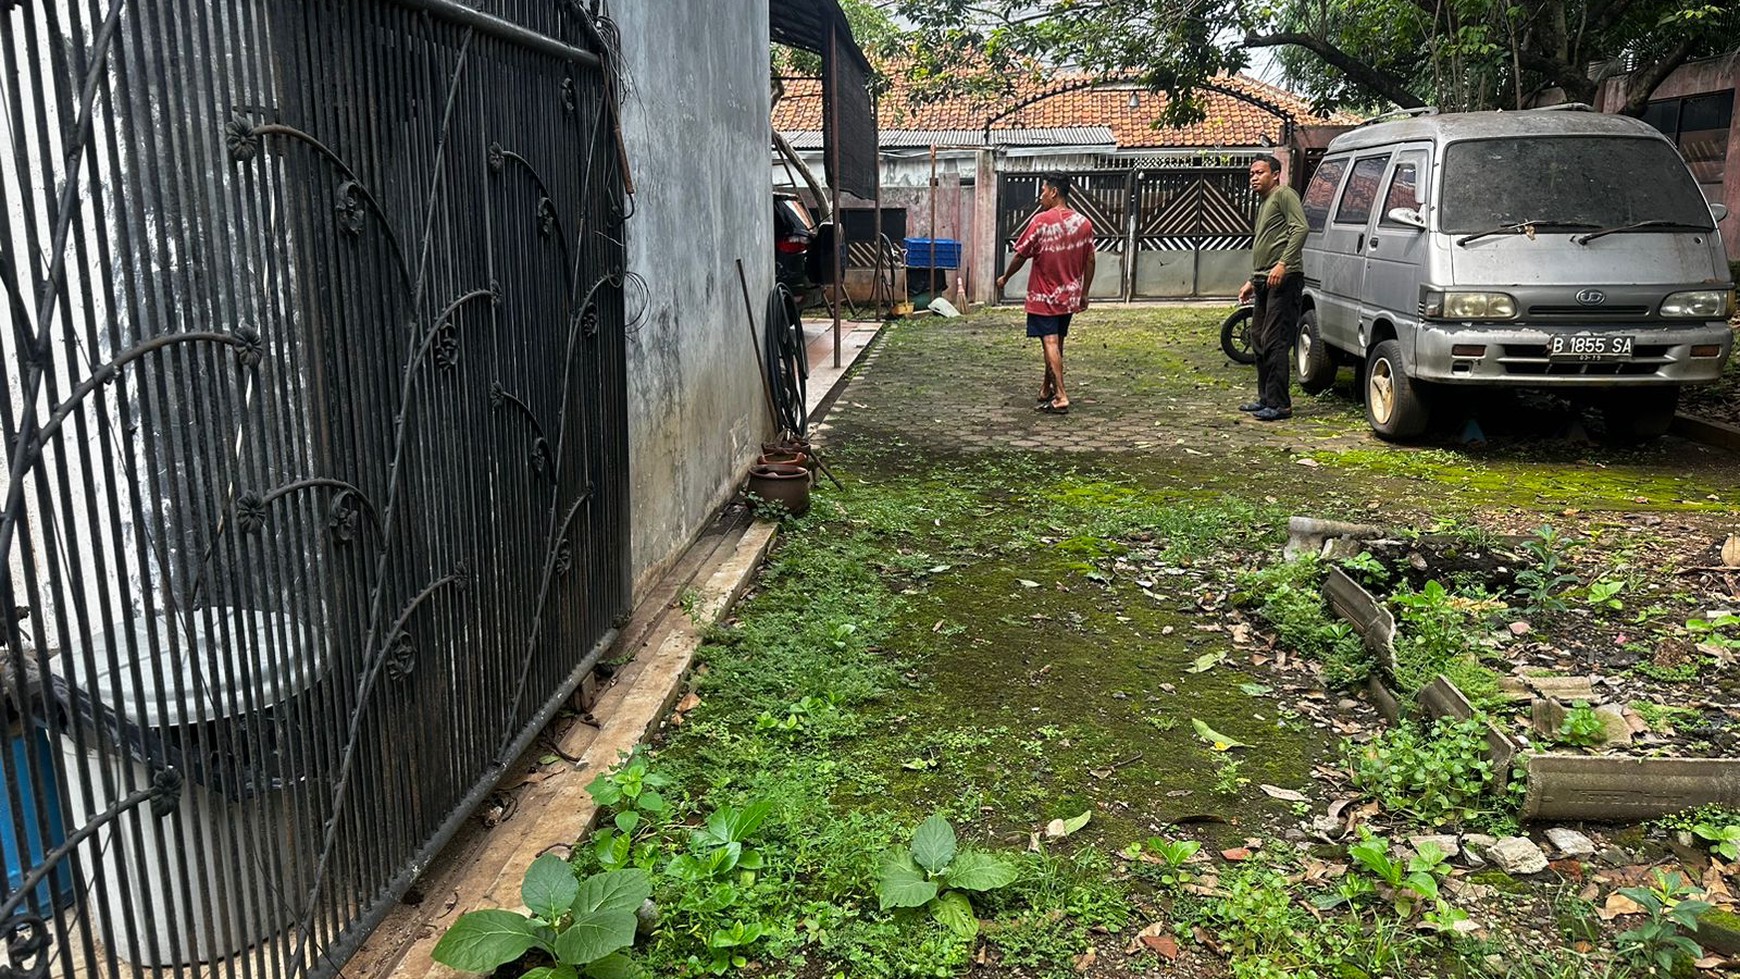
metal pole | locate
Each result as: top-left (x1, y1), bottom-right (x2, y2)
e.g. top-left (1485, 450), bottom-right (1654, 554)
top-left (929, 144), bottom-right (938, 301)
top-left (829, 25), bottom-right (843, 368)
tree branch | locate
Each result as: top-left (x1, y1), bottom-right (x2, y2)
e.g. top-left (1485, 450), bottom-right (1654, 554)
top-left (1618, 33), bottom-right (1699, 116)
top-left (1243, 31), bottom-right (1426, 109)
top-left (1516, 50), bottom-right (1596, 103)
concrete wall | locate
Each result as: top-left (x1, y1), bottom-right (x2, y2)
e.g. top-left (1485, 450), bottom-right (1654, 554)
top-left (617, 2), bottom-right (774, 592)
top-left (1596, 53), bottom-right (1740, 261)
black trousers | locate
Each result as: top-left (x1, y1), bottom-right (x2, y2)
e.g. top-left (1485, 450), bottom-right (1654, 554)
top-left (1252, 272), bottom-right (1303, 411)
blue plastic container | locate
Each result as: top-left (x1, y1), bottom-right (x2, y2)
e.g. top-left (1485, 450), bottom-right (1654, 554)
top-left (904, 237), bottom-right (961, 270)
top-left (2, 728), bottom-right (72, 914)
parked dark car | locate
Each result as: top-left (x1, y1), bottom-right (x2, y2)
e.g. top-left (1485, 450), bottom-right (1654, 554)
top-left (774, 192), bottom-right (817, 295)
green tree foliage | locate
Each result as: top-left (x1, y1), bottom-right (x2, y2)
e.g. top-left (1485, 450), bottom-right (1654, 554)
top-left (889, 0), bottom-right (1740, 118)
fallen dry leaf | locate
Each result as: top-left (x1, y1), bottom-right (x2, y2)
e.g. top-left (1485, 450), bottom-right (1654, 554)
top-left (1221, 847), bottom-right (1251, 862)
top-left (1073, 947), bottom-right (1097, 971)
top-left (1599, 891), bottom-right (1647, 920)
top-left (675, 693), bottom-right (702, 713)
top-left (1259, 784), bottom-right (1309, 803)
top-left (1695, 956), bottom-right (1727, 971)
top-left (1143, 934), bottom-right (1181, 960)
top-left (1508, 621), bottom-right (1532, 636)
top-left (1722, 534), bottom-right (1740, 568)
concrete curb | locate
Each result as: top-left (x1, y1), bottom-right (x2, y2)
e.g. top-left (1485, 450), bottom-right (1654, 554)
top-left (362, 520), bottom-right (779, 978)
top-left (1671, 412), bottom-right (1740, 452)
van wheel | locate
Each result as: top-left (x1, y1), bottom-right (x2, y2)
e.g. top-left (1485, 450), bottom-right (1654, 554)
top-left (1600, 386), bottom-right (1678, 444)
top-left (1295, 309), bottom-right (1336, 394)
top-left (1365, 339), bottom-right (1430, 441)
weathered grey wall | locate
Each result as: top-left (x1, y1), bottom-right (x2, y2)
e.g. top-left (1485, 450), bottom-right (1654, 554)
top-left (617, 3), bottom-right (774, 591)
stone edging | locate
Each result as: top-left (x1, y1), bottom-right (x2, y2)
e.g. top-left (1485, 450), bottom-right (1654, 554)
top-left (1671, 412), bottom-right (1740, 452)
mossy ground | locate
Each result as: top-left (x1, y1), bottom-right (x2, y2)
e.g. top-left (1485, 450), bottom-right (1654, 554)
top-left (603, 306), bottom-right (1740, 978)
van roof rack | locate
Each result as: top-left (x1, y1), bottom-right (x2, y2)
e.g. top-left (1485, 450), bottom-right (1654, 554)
top-left (1355, 105), bottom-right (1439, 128)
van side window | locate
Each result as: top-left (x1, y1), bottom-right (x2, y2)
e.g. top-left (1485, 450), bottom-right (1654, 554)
top-left (1333, 156), bottom-right (1390, 226)
top-left (1302, 158), bottom-right (1348, 232)
top-left (1378, 162), bottom-right (1420, 224)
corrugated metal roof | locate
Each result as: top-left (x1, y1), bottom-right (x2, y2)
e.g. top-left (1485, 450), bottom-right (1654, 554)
top-left (782, 127), bottom-right (1116, 150)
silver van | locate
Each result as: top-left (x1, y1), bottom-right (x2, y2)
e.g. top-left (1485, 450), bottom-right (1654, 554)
top-left (1295, 106), bottom-right (1734, 441)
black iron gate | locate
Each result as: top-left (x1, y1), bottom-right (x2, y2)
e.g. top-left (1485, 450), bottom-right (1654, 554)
top-left (1, 3), bottom-right (626, 977)
top-left (997, 166), bottom-right (1258, 300)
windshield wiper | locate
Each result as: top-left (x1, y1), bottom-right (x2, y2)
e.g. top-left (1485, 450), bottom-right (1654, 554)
top-left (1572, 219), bottom-right (1710, 244)
top-left (1455, 220), bottom-right (1599, 247)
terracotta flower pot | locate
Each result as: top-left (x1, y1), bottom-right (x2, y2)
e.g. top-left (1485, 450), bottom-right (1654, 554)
top-left (757, 449), bottom-right (809, 470)
top-left (746, 463), bottom-right (811, 517)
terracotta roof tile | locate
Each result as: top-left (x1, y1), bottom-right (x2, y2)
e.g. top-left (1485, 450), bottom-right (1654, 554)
top-left (773, 72), bottom-right (1360, 148)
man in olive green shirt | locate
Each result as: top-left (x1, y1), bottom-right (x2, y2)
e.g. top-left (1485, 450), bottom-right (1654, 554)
top-left (1236, 155), bottom-right (1309, 421)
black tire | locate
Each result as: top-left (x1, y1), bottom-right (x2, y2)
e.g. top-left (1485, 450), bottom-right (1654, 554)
top-left (1294, 308), bottom-right (1337, 394)
top-left (1364, 339), bottom-right (1431, 441)
top-left (1219, 306), bottom-right (1257, 364)
top-left (1600, 386), bottom-right (1678, 444)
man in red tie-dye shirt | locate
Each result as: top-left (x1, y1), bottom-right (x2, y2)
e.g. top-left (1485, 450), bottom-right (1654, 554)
top-left (997, 173), bottom-right (1095, 414)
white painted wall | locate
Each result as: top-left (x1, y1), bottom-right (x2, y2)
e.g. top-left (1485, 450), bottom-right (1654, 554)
top-left (615, 2), bottom-right (776, 592)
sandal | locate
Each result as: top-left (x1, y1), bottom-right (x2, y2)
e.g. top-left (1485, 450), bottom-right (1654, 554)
top-left (1038, 401), bottom-right (1070, 415)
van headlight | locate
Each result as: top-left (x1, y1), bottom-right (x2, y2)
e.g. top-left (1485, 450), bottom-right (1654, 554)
top-left (1660, 290), bottom-right (1729, 318)
top-left (1422, 291), bottom-right (1517, 320)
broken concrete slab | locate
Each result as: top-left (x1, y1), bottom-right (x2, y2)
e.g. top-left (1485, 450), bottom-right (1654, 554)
top-left (1484, 836), bottom-right (1549, 875)
top-left (1543, 828), bottom-right (1596, 858)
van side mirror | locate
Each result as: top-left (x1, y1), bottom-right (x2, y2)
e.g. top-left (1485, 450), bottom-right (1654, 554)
top-left (1386, 207), bottom-right (1428, 230)
top-left (1712, 203), bottom-right (1729, 222)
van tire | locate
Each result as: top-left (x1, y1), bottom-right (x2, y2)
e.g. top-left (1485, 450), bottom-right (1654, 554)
top-left (1364, 339), bottom-right (1430, 441)
top-left (1600, 386), bottom-right (1678, 444)
top-left (1295, 309), bottom-right (1336, 394)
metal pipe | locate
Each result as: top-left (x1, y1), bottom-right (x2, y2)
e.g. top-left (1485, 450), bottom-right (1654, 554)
top-left (829, 24), bottom-right (843, 368)
top-left (389, 0), bottom-right (603, 65)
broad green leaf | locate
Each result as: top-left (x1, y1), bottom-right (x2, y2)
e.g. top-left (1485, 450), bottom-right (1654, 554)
top-left (614, 810), bottom-right (641, 835)
top-left (942, 850), bottom-right (1020, 892)
top-left (1061, 810), bottom-right (1091, 836)
top-left (636, 790), bottom-right (668, 813)
top-left (522, 855), bottom-right (581, 921)
top-left (1191, 718), bottom-right (1247, 751)
top-left (431, 910), bottom-right (539, 972)
top-left (930, 891), bottom-right (978, 939)
top-left (583, 953), bottom-right (647, 979)
top-left (553, 910), bottom-right (638, 966)
top-left (572, 869), bottom-right (653, 916)
top-left (524, 968), bottom-right (581, 979)
top-left (1239, 682), bottom-right (1272, 696)
top-left (1185, 650), bottom-right (1225, 673)
top-left (910, 814), bottom-right (957, 873)
top-left (877, 852), bottom-right (939, 910)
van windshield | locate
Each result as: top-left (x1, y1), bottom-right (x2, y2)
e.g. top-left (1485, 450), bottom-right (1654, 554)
top-left (1440, 136), bottom-right (1714, 234)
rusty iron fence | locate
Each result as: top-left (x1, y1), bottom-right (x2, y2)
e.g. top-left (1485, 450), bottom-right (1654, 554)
top-left (0, 2), bottom-right (628, 976)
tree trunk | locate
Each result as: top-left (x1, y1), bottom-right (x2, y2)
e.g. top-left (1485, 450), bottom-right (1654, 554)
top-left (1244, 31), bottom-right (1427, 109)
top-left (1617, 35), bottom-right (1698, 117)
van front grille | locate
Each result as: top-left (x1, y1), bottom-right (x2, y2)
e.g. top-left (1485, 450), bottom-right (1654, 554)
top-left (1497, 342), bottom-right (1673, 376)
top-left (1527, 304), bottom-right (1651, 316)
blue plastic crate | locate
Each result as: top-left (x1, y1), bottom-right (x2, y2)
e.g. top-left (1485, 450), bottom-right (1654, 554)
top-left (904, 237), bottom-right (961, 270)
top-left (2, 728), bottom-right (72, 914)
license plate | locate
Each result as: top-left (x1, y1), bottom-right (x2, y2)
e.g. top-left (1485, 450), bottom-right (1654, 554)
top-left (1548, 334), bottom-right (1634, 360)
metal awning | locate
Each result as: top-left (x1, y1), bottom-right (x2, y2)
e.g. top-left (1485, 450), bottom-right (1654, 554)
top-left (769, 0), bottom-right (877, 200)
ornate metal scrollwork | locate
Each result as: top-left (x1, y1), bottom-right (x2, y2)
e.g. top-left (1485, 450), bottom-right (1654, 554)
top-left (554, 538), bottom-right (572, 577)
top-left (149, 767), bottom-right (184, 817)
top-left (1, 914), bottom-right (51, 979)
top-left (232, 324), bottom-right (265, 369)
top-left (432, 322), bottom-right (460, 370)
top-left (235, 491), bottom-right (269, 533)
top-left (580, 302), bottom-right (599, 338)
top-left (335, 180), bottom-right (367, 236)
top-left (329, 490), bottom-right (362, 543)
top-left (225, 113), bottom-right (260, 162)
top-left (561, 76), bottom-right (577, 113)
top-left (531, 437), bottom-right (553, 480)
top-left (384, 632), bottom-right (415, 681)
top-left (536, 197), bottom-right (556, 238)
top-left (487, 141), bottom-right (505, 173)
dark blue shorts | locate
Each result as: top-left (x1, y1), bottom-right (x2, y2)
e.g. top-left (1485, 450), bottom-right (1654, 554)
top-left (1026, 313), bottom-right (1072, 338)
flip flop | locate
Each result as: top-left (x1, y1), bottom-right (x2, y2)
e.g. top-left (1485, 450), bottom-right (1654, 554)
top-left (1038, 402), bottom-right (1070, 415)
